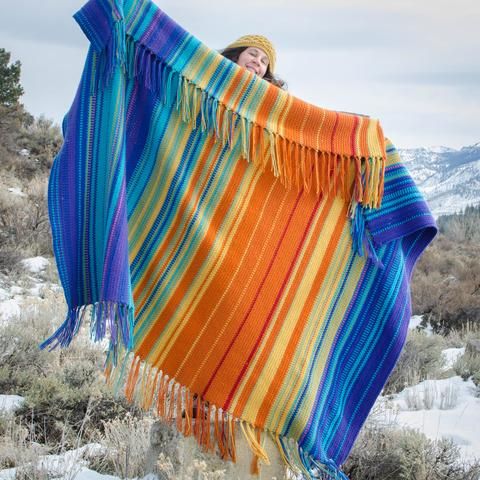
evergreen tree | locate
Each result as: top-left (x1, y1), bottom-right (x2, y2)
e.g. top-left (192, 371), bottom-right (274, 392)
top-left (0, 48), bottom-right (24, 107)
top-left (0, 48), bottom-right (30, 153)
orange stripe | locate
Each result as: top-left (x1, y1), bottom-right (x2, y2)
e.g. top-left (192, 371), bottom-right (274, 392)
top-left (231, 192), bottom-right (334, 419)
top-left (197, 184), bottom-right (322, 404)
top-left (254, 203), bottom-right (348, 427)
top-left (158, 173), bottom-right (292, 390)
top-left (136, 153), bottom-right (248, 361)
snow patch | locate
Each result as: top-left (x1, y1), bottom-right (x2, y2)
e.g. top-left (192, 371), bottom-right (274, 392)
top-left (10, 286), bottom-right (23, 295)
top-left (21, 257), bottom-right (50, 274)
top-left (0, 444), bottom-right (108, 480)
top-left (0, 395), bottom-right (25, 413)
top-left (7, 187), bottom-right (26, 197)
top-left (380, 376), bottom-right (480, 461)
top-left (409, 315), bottom-right (424, 330)
top-left (0, 298), bottom-right (21, 322)
top-left (0, 288), bottom-right (9, 302)
top-left (72, 468), bottom-right (121, 480)
top-left (408, 315), bottom-right (433, 335)
top-left (441, 348), bottom-right (465, 371)
top-left (0, 443), bottom-right (158, 480)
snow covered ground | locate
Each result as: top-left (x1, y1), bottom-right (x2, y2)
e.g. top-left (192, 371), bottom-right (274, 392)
top-left (0, 444), bottom-right (113, 480)
top-left (378, 375), bottom-right (480, 463)
top-left (0, 466), bottom-right (156, 480)
top-left (0, 256), bottom-right (62, 324)
top-left (20, 257), bottom-right (50, 274)
top-left (0, 395), bottom-right (24, 413)
top-left (0, 259), bottom-right (478, 478)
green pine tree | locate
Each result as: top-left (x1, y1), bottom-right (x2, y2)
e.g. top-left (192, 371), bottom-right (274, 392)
top-left (0, 48), bottom-right (24, 107)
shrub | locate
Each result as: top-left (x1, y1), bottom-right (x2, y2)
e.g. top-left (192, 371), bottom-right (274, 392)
top-left (0, 415), bottom-right (49, 471)
top-left (444, 321), bottom-right (480, 348)
top-left (344, 423), bottom-right (480, 480)
top-left (0, 176), bottom-right (52, 269)
top-left (411, 207), bottom-right (480, 334)
top-left (16, 115), bottom-right (62, 176)
top-left (0, 295), bottom-right (143, 449)
top-left (454, 352), bottom-right (480, 386)
top-left (91, 414), bottom-right (153, 478)
top-left (384, 330), bottom-right (445, 395)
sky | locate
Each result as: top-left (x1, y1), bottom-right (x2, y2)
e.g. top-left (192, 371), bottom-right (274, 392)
top-left (0, 0), bottom-right (479, 149)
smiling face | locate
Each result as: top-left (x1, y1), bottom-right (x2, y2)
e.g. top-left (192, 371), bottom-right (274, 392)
top-left (236, 47), bottom-right (269, 78)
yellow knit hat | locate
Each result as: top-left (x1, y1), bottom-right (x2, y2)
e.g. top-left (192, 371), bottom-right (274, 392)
top-left (223, 35), bottom-right (276, 74)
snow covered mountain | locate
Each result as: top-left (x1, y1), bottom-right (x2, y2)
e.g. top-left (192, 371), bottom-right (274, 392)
top-left (399, 142), bottom-right (480, 218)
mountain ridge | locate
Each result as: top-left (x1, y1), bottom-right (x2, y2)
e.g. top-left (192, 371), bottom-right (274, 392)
top-left (399, 142), bottom-right (480, 218)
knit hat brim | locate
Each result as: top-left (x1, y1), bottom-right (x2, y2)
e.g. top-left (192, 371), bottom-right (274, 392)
top-left (223, 35), bottom-right (276, 74)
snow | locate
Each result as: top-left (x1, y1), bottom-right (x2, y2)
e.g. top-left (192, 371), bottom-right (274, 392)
top-left (28, 283), bottom-right (45, 297)
top-left (380, 376), bottom-right (480, 462)
top-left (0, 298), bottom-right (21, 322)
top-left (441, 347), bottom-right (465, 371)
top-left (72, 468), bottom-right (120, 480)
top-left (0, 444), bottom-right (109, 480)
top-left (9, 286), bottom-right (23, 295)
top-left (409, 315), bottom-right (424, 330)
top-left (20, 257), bottom-right (50, 274)
top-left (0, 442), bottom-right (159, 480)
top-left (0, 288), bottom-right (9, 302)
top-left (0, 395), bottom-right (25, 413)
top-left (399, 144), bottom-right (480, 218)
top-left (0, 468), bottom-right (15, 480)
top-left (0, 468), bottom-right (155, 480)
top-left (72, 473), bottom-right (158, 480)
top-left (7, 187), bottom-right (26, 197)
top-left (408, 315), bottom-right (433, 335)
top-left (37, 444), bottom-right (106, 476)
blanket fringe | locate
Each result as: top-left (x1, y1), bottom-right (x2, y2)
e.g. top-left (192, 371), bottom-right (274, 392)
top-left (40, 301), bottom-right (134, 357)
top-left (94, 32), bottom-right (384, 209)
top-left (349, 201), bottom-right (384, 267)
top-left (105, 352), bottom-right (349, 479)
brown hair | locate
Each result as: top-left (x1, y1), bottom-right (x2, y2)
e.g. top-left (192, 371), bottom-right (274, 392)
top-left (220, 46), bottom-right (287, 90)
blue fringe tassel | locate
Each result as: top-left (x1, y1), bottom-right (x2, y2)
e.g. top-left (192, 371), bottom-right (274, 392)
top-left (275, 435), bottom-right (349, 479)
top-left (90, 7), bottom-right (126, 94)
top-left (40, 301), bottom-right (134, 358)
top-left (349, 202), bottom-right (383, 268)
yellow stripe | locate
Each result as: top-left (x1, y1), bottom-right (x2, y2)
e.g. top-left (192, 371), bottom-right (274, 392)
top-left (183, 180), bottom-right (288, 384)
top-left (228, 191), bottom-right (327, 414)
top-left (269, 224), bottom-right (365, 436)
top-left (145, 159), bottom-right (263, 366)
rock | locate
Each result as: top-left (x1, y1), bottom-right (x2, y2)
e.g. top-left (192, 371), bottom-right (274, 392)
top-left (145, 420), bottom-right (287, 479)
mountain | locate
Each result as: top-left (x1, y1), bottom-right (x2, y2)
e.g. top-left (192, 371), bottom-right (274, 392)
top-left (399, 142), bottom-right (480, 218)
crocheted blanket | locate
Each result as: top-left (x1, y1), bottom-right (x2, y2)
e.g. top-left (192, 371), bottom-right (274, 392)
top-left (43, 0), bottom-right (437, 477)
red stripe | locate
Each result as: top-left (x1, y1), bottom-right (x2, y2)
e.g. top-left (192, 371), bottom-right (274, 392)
top-left (330, 112), bottom-right (339, 154)
top-left (223, 194), bottom-right (322, 410)
top-left (201, 189), bottom-right (304, 399)
top-left (351, 115), bottom-right (359, 156)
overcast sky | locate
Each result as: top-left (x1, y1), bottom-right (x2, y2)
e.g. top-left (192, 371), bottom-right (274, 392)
top-left (1, 0), bottom-right (479, 149)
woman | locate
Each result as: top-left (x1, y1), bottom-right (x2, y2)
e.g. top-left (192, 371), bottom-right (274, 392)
top-left (220, 34), bottom-right (287, 89)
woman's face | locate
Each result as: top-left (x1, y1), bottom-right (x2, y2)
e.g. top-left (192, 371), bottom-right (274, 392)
top-left (236, 47), bottom-right (269, 78)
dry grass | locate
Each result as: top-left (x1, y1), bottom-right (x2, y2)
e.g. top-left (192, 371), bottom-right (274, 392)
top-left (445, 321), bottom-right (480, 348)
top-left (344, 419), bottom-right (480, 480)
top-left (92, 414), bottom-right (154, 478)
top-left (0, 175), bottom-right (52, 274)
top-left (384, 330), bottom-right (446, 395)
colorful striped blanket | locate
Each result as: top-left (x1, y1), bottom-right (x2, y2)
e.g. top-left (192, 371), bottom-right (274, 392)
top-left (43, 0), bottom-right (437, 477)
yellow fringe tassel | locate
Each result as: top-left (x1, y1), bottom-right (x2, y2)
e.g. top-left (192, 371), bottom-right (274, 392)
top-left (240, 421), bottom-right (270, 465)
top-left (129, 39), bottom-right (387, 209)
top-left (116, 354), bottom-right (348, 478)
